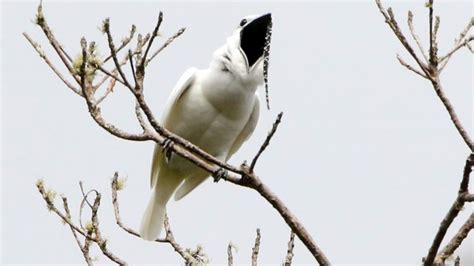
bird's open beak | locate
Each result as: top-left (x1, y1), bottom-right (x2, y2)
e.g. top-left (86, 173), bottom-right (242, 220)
top-left (240, 13), bottom-right (272, 69)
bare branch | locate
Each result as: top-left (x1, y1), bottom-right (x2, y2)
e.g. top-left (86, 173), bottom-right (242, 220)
top-left (135, 103), bottom-right (150, 133)
top-left (23, 33), bottom-right (82, 96)
top-left (430, 78), bottom-right (474, 151)
top-left (428, 0), bottom-right (438, 67)
top-left (62, 196), bottom-right (93, 266)
top-left (103, 18), bottom-right (132, 89)
top-left (377, 0), bottom-right (474, 151)
top-left (140, 12), bottom-right (163, 68)
top-left (396, 54), bottom-right (428, 79)
top-left (128, 50), bottom-right (138, 87)
top-left (435, 213), bottom-right (474, 265)
top-left (250, 112), bottom-right (283, 172)
top-left (103, 24), bottom-right (136, 64)
top-left (95, 72), bottom-right (117, 105)
top-left (284, 232), bottom-right (296, 266)
top-left (227, 242), bottom-right (234, 266)
top-left (407, 11), bottom-right (429, 62)
top-left (36, 180), bottom-right (90, 239)
top-left (111, 173), bottom-right (141, 237)
top-left (37, 179), bottom-right (127, 265)
top-left (375, 0), bottom-right (430, 77)
top-left (95, 65), bottom-right (127, 87)
top-left (463, 193), bottom-right (474, 202)
top-left (251, 229), bottom-right (261, 266)
top-left (439, 18), bottom-right (473, 72)
top-left (455, 256), bottom-right (461, 266)
top-left (424, 153), bottom-right (474, 265)
top-left (439, 35), bottom-right (474, 63)
top-left (147, 27), bottom-right (186, 64)
top-left (34, 2), bottom-right (81, 85)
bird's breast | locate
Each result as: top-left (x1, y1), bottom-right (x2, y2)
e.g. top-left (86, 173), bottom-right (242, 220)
top-left (163, 70), bottom-right (257, 173)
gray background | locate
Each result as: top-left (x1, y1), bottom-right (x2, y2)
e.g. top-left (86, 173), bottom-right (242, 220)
top-left (1, 0), bottom-right (473, 265)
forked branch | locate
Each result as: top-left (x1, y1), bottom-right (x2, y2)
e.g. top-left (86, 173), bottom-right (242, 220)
top-left (376, 1), bottom-right (473, 264)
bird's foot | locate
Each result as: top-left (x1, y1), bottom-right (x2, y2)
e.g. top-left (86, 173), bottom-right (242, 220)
top-left (162, 138), bottom-right (175, 163)
top-left (212, 168), bottom-right (228, 183)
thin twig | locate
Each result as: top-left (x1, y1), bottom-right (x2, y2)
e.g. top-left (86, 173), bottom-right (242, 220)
top-left (454, 256), bottom-right (461, 266)
top-left (227, 242), bottom-right (234, 266)
top-left (438, 35), bottom-right (474, 63)
top-left (284, 232), bottom-right (296, 266)
top-left (95, 65), bottom-right (127, 87)
top-left (23, 33), bottom-right (82, 96)
top-left (34, 3), bottom-right (81, 85)
top-left (96, 72), bottom-right (117, 105)
top-left (103, 24), bottom-right (136, 63)
top-left (396, 54), bottom-right (428, 79)
top-left (111, 173), bottom-right (141, 237)
top-left (62, 196), bottom-right (93, 266)
top-left (439, 18), bottom-right (473, 72)
top-left (407, 11), bottom-right (429, 62)
top-left (375, 0), bottom-right (430, 77)
top-left (251, 229), bottom-right (261, 266)
top-left (103, 19), bottom-right (132, 89)
top-left (140, 12), bottom-right (163, 68)
top-left (36, 180), bottom-right (94, 240)
top-left (146, 27), bottom-right (186, 64)
top-left (428, 0), bottom-right (437, 67)
top-left (250, 112), bottom-right (283, 172)
top-left (128, 50), bottom-right (138, 87)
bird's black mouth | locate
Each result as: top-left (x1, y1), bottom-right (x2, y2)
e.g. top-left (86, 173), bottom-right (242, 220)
top-left (240, 13), bottom-right (272, 68)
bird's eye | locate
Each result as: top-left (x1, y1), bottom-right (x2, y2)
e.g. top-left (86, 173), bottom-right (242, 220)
top-left (239, 19), bottom-right (247, 27)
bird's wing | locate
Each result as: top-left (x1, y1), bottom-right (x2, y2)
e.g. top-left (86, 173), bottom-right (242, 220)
top-left (150, 67), bottom-right (198, 188)
top-left (226, 94), bottom-right (260, 161)
top-left (161, 67), bottom-right (198, 127)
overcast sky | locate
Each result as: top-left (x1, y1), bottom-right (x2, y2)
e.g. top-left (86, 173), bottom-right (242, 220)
top-left (2, 0), bottom-right (473, 265)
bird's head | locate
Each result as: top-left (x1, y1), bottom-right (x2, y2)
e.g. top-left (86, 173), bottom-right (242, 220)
top-left (237, 13), bottom-right (272, 71)
top-left (212, 13), bottom-right (272, 86)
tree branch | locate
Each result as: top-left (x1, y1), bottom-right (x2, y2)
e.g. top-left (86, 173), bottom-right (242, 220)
top-left (396, 54), bottom-right (428, 79)
top-left (439, 18), bottom-right (474, 71)
top-left (251, 229), bottom-right (261, 266)
top-left (33, 2), bottom-right (81, 86)
top-left (284, 231), bottom-right (296, 266)
top-left (408, 11), bottom-right (429, 62)
top-left (36, 179), bottom-right (127, 265)
top-left (376, 1), bottom-right (474, 264)
top-left (435, 213), bottom-right (474, 265)
top-left (146, 27), bottom-right (186, 65)
top-left (250, 112), bottom-right (283, 172)
top-left (23, 32), bottom-right (82, 96)
top-left (227, 242), bottom-right (235, 266)
top-left (424, 153), bottom-right (474, 265)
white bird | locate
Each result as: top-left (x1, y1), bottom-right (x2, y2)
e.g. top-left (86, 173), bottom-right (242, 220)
top-left (140, 13), bottom-right (272, 240)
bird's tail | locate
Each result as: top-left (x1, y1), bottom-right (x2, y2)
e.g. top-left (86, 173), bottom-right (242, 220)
top-left (140, 167), bottom-right (182, 241)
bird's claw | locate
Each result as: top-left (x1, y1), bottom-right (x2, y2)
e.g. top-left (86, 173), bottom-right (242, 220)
top-left (162, 138), bottom-right (174, 163)
top-left (212, 168), bottom-right (228, 183)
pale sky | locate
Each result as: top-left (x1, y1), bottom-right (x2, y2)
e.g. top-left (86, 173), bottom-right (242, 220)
top-left (1, 0), bottom-right (473, 265)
